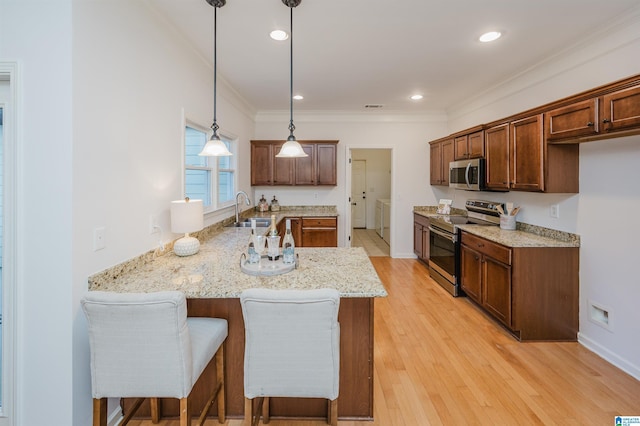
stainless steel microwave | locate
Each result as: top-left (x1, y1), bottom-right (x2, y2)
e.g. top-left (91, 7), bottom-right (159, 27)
top-left (449, 158), bottom-right (486, 191)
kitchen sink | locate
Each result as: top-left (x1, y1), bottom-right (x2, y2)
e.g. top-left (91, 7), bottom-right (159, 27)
top-left (226, 218), bottom-right (271, 228)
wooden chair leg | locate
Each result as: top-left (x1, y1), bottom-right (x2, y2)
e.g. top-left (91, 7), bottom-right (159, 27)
top-left (216, 344), bottom-right (226, 423)
top-left (328, 399), bottom-right (338, 426)
top-left (93, 398), bottom-right (107, 426)
top-left (262, 397), bottom-right (270, 424)
top-left (179, 397), bottom-right (190, 426)
top-left (150, 398), bottom-right (161, 423)
top-left (245, 397), bottom-right (253, 426)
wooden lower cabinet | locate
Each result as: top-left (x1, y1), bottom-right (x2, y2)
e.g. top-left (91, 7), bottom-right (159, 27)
top-left (301, 217), bottom-right (338, 247)
top-left (460, 231), bottom-right (578, 341)
top-left (413, 213), bottom-right (430, 263)
top-left (124, 298), bottom-right (375, 420)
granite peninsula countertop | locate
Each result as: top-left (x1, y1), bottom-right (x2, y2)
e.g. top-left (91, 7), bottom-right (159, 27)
top-left (88, 206), bottom-right (387, 299)
top-left (413, 206), bottom-right (580, 248)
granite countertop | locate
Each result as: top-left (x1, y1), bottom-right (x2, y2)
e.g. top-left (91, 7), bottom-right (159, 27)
top-left (413, 206), bottom-right (580, 248)
top-left (88, 206), bottom-right (387, 299)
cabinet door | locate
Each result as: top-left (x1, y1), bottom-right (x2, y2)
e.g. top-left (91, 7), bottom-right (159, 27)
top-left (273, 143), bottom-right (294, 185)
top-left (414, 222), bottom-right (423, 259)
top-left (467, 130), bottom-right (485, 158)
top-left (251, 143), bottom-right (273, 185)
top-left (602, 84), bottom-right (640, 132)
top-left (460, 244), bottom-right (482, 303)
top-left (441, 139), bottom-right (454, 186)
top-left (429, 142), bottom-right (443, 185)
top-left (485, 124), bottom-right (510, 191)
top-left (290, 217), bottom-right (302, 247)
top-left (545, 99), bottom-right (599, 141)
top-left (316, 144), bottom-right (337, 185)
top-left (453, 135), bottom-right (468, 160)
top-left (482, 257), bottom-right (512, 327)
top-left (510, 114), bottom-right (544, 192)
top-left (294, 144), bottom-right (315, 185)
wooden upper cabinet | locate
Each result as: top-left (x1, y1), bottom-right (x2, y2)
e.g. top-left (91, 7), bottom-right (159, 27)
top-left (273, 143), bottom-right (294, 185)
top-left (316, 143), bottom-right (338, 185)
top-left (545, 99), bottom-right (599, 141)
top-left (485, 115), bottom-right (579, 193)
top-left (293, 144), bottom-right (315, 185)
top-left (251, 140), bottom-right (338, 186)
top-left (429, 138), bottom-right (454, 186)
top-left (601, 84), bottom-right (640, 132)
top-left (251, 142), bottom-right (274, 185)
top-left (510, 115), bottom-right (544, 192)
top-left (484, 123), bottom-right (510, 191)
top-left (454, 130), bottom-right (484, 160)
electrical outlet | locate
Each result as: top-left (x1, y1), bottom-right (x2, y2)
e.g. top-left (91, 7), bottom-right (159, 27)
top-left (149, 215), bottom-right (159, 234)
top-left (314, 192), bottom-right (318, 199)
top-left (93, 227), bottom-right (106, 251)
top-left (549, 204), bottom-right (559, 218)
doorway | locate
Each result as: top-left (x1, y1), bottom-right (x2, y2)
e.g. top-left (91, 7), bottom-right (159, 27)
top-left (349, 149), bottom-right (391, 257)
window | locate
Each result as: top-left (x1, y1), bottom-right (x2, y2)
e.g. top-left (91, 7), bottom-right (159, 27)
top-left (184, 124), bottom-right (236, 211)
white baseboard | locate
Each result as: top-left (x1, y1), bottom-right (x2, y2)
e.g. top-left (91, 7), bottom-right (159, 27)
top-left (578, 332), bottom-right (640, 381)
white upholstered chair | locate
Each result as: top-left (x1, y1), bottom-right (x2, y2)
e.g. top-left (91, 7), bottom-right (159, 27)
top-left (240, 288), bottom-right (340, 426)
top-left (81, 291), bottom-right (227, 426)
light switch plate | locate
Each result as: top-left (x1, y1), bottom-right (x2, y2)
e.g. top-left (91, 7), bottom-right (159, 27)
top-left (93, 227), bottom-right (106, 251)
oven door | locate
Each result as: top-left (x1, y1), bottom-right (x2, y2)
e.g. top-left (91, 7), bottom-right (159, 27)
top-left (428, 225), bottom-right (458, 295)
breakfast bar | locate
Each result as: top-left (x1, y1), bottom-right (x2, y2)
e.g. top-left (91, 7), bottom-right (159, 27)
top-left (88, 222), bottom-right (387, 420)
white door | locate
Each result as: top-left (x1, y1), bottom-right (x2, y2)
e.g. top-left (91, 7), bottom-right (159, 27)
top-left (351, 160), bottom-right (366, 228)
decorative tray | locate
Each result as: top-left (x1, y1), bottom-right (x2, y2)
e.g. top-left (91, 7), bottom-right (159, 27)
top-left (239, 253), bottom-right (299, 276)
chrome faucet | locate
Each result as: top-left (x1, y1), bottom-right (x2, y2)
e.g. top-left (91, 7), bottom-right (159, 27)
top-left (235, 191), bottom-right (251, 223)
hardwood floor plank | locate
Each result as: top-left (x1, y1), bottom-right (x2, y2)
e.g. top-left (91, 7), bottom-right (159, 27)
top-left (126, 257), bottom-right (640, 426)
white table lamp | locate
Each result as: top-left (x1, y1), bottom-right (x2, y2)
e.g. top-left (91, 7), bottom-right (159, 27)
top-left (171, 198), bottom-right (204, 256)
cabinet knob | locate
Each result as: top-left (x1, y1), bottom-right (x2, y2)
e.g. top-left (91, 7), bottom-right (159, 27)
top-left (587, 121), bottom-right (594, 127)
top-left (602, 118), bottom-right (611, 123)
top-left (477, 243), bottom-right (484, 248)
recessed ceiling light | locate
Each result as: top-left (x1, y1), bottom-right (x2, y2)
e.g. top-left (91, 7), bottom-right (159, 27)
top-left (270, 30), bottom-right (289, 41)
top-left (293, 95), bottom-right (303, 100)
top-left (479, 31), bottom-right (502, 43)
top-left (410, 94), bottom-right (424, 101)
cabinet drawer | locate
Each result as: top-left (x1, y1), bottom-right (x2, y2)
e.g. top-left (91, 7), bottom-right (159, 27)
top-left (461, 232), bottom-right (511, 265)
top-left (302, 217), bottom-right (337, 228)
top-left (414, 213), bottom-right (430, 228)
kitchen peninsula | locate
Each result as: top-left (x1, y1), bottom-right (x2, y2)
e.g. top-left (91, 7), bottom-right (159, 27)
top-left (88, 207), bottom-right (387, 421)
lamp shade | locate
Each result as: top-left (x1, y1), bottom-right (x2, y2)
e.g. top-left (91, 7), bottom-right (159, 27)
top-left (276, 139), bottom-right (308, 157)
top-left (171, 199), bottom-right (204, 234)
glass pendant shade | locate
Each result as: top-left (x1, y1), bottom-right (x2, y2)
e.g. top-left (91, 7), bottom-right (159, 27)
top-left (276, 138), bottom-right (307, 158)
top-left (199, 133), bottom-right (232, 156)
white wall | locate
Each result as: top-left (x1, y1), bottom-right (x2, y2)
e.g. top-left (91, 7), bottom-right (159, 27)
top-left (254, 112), bottom-right (448, 256)
top-left (70, 2), bottom-right (256, 424)
top-left (0, 1), bottom-right (74, 425)
top-left (352, 149), bottom-right (391, 230)
top-left (444, 10), bottom-right (640, 379)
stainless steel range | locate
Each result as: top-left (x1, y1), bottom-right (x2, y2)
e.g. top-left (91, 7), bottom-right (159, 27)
top-left (428, 199), bottom-right (503, 296)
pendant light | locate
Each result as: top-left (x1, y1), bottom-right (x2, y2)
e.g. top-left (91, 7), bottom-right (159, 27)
top-left (276, 0), bottom-right (308, 158)
top-left (199, 0), bottom-right (232, 157)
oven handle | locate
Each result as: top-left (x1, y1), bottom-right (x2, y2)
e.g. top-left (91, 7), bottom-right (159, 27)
top-left (428, 226), bottom-right (457, 243)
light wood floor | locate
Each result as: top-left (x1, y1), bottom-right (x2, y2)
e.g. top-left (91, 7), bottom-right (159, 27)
top-left (128, 258), bottom-right (640, 426)
top-left (351, 228), bottom-right (389, 257)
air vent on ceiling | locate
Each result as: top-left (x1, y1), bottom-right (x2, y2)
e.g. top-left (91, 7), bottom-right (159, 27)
top-left (364, 104), bottom-right (384, 109)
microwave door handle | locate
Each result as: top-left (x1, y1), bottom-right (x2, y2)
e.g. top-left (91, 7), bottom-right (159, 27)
top-left (465, 162), bottom-right (471, 188)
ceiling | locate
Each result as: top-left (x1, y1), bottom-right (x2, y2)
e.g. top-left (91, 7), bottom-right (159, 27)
top-left (149, 0), bottom-right (640, 114)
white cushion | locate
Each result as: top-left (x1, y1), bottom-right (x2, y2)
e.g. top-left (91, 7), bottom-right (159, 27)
top-left (240, 288), bottom-right (340, 400)
top-left (82, 291), bottom-right (227, 399)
